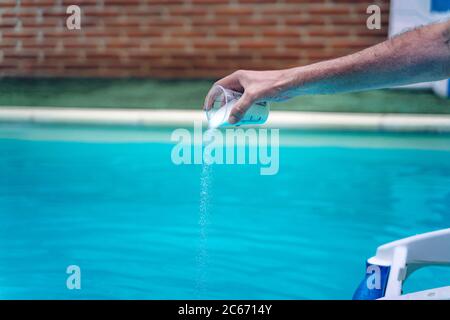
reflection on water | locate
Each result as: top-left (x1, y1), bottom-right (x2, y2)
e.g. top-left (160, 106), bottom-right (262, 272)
top-left (0, 128), bottom-right (449, 299)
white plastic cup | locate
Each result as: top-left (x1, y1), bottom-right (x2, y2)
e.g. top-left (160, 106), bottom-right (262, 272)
top-left (204, 85), bottom-right (269, 128)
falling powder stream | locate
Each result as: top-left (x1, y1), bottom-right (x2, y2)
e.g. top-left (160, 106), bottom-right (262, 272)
top-left (195, 128), bottom-right (214, 297)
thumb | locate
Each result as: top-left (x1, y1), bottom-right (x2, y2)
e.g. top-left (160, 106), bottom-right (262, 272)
top-left (228, 91), bottom-right (255, 124)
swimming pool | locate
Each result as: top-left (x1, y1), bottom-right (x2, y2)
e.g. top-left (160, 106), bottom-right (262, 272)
top-left (0, 123), bottom-right (449, 299)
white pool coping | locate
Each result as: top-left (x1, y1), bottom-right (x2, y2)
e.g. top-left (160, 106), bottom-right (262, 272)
top-left (1, 107), bottom-right (450, 132)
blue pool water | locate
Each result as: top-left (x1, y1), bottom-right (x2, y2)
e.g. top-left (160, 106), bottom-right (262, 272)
top-left (0, 124), bottom-right (450, 299)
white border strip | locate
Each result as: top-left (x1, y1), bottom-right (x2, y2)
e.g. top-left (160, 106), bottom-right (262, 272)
top-left (1, 107), bottom-right (450, 132)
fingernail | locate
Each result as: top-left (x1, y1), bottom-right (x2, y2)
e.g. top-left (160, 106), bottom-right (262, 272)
top-left (229, 116), bottom-right (238, 124)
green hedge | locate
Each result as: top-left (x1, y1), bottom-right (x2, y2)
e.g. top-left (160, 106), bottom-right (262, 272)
top-left (0, 78), bottom-right (449, 114)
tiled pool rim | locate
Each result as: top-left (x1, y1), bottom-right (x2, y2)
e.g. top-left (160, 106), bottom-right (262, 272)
top-left (1, 107), bottom-right (450, 133)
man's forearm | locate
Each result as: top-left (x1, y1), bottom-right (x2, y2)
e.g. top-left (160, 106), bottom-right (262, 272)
top-left (283, 20), bottom-right (450, 96)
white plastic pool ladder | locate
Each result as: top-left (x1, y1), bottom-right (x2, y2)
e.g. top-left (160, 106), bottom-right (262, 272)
top-left (353, 228), bottom-right (450, 300)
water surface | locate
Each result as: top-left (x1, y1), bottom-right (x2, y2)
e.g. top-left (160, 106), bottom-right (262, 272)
top-left (0, 124), bottom-right (449, 299)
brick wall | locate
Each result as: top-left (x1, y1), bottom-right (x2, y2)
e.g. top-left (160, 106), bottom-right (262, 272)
top-left (0, 0), bottom-right (390, 78)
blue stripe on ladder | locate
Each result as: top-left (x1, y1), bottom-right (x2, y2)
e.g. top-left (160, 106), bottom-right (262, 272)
top-left (431, 0), bottom-right (450, 12)
top-left (447, 79), bottom-right (450, 98)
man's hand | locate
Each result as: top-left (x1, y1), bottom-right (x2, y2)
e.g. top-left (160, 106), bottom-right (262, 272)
top-left (204, 20), bottom-right (450, 123)
top-left (204, 69), bottom-right (293, 124)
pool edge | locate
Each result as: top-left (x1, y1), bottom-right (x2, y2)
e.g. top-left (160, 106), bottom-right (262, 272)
top-left (1, 107), bottom-right (450, 133)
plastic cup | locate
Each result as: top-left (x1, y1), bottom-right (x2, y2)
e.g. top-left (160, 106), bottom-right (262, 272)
top-left (204, 85), bottom-right (269, 128)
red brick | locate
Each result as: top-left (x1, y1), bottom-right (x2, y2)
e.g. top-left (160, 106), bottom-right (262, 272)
top-left (0, 0), bottom-right (391, 78)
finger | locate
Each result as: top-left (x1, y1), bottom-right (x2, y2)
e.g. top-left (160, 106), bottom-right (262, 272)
top-left (228, 91), bottom-right (255, 124)
top-left (215, 71), bottom-right (245, 92)
top-left (204, 71), bottom-right (245, 110)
